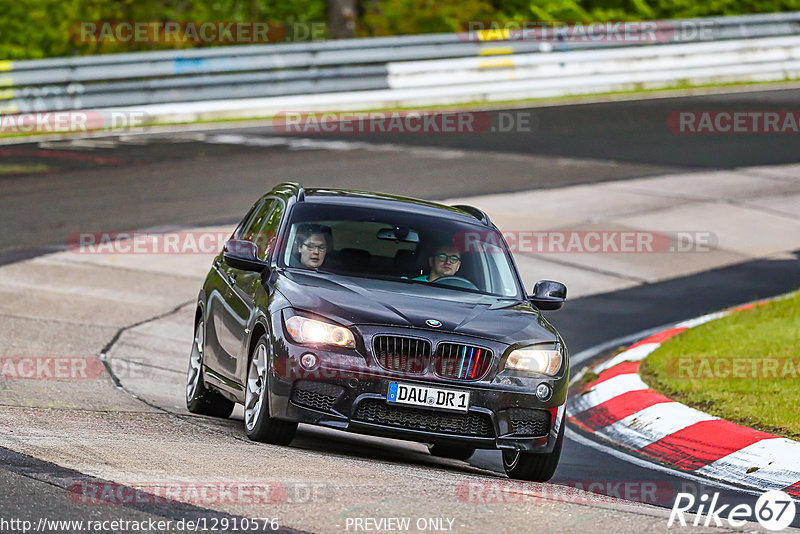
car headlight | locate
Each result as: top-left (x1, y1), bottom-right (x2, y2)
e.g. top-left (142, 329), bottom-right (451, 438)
top-left (285, 315), bottom-right (355, 348)
top-left (504, 345), bottom-right (563, 376)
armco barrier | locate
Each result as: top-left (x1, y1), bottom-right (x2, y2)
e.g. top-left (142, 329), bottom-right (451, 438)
top-left (0, 12), bottom-right (799, 119)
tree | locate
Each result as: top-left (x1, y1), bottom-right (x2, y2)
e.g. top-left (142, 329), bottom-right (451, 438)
top-left (328, 0), bottom-right (357, 38)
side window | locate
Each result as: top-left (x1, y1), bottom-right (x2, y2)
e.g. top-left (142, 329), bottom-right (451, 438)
top-left (232, 200), bottom-right (265, 241)
top-left (483, 245), bottom-right (517, 296)
top-left (251, 199), bottom-right (284, 260)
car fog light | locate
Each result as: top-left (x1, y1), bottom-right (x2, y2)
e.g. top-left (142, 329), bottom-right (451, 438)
top-left (536, 383), bottom-right (552, 401)
top-left (300, 353), bottom-right (318, 370)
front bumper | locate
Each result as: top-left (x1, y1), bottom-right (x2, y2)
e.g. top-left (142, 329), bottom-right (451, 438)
top-left (267, 319), bottom-right (568, 453)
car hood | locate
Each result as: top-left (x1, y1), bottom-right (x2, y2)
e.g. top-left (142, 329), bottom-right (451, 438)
top-left (275, 270), bottom-right (559, 346)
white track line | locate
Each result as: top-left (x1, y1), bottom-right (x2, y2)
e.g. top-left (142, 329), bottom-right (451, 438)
top-left (565, 427), bottom-right (764, 497)
top-left (674, 311), bottom-right (727, 329)
top-left (695, 438), bottom-right (800, 491)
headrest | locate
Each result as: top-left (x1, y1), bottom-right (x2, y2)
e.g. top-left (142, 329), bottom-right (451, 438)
top-left (337, 248), bottom-right (371, 265)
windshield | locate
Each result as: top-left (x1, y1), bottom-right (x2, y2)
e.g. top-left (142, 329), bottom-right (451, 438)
top-left (278, 202), bottom-right (524, 299)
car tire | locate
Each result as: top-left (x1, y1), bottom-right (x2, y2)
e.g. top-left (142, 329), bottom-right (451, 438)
top-left (244, 334), bottom-right (297, 445)
top-left (501, 418), bottom-right (564, 482)
top-left (427, 444), bottom-right (476, 461)
top-left (186, 317), bottom-right (235, 418)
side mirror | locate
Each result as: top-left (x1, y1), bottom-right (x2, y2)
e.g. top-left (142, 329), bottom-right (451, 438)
top-left (530, 280), bottom-right (567, 311)
top-left (223, 239), bottom-right (269, 272)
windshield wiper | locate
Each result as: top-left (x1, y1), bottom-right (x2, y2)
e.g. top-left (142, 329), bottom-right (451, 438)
top-left (283, 266), bottom-right (336, 276)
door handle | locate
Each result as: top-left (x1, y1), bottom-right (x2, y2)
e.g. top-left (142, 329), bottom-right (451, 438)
top-left (228, 273), bottom-right (237, 284)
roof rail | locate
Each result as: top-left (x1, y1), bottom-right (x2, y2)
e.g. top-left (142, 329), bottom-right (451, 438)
top-left (452, 204), bottom-right (491, 226)
top-left (274, 182), bottom-right (305, 201)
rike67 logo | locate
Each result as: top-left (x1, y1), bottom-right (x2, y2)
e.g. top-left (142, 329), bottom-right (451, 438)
top-left (669, 490), bottom-right (796, 531)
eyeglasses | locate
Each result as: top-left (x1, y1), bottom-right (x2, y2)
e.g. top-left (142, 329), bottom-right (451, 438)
top-left (434, 253), bottom-right (461, 263)
top-left (302, 242), bottom-right (327, 252)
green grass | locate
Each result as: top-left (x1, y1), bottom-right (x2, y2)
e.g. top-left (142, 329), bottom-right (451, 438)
top-left (640, 290), bottom-right (800, 440)
top-left (0, 163), bottom-right (51, 174)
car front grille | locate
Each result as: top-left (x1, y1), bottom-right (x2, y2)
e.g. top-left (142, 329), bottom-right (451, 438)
top-left (290, 380), bottom-right (344, 413)
top-left (353, 398), bottom-right (494, 437)
top-left (508, 408), bottom-right (551, 437)
top-left (373, 335), bottom-right (430, 375)
top-left (434, 343), bottom-right (492, 380)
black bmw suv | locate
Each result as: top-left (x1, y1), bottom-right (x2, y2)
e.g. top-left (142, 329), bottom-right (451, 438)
top-left (186, 183), bottom-right (569, 481)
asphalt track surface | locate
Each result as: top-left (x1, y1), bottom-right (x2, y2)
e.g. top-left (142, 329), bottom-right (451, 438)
top-left (3, 87), bottom-right (800, 261)
top-left (2, 87), bottom-right (800, 529)
top-left (291, 87), bottom-right (800, 168)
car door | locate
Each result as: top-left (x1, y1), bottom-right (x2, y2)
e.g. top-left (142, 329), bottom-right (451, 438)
top-left (207, 199), bottom-right (267, 379)
top-left (228, 197), bottom-right (284, 379)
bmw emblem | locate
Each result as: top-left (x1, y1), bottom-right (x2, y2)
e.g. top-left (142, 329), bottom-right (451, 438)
top-left (426, 319), bottom-right (442, 328)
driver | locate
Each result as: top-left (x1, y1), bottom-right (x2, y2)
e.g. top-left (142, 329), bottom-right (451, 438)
top-left (413, 245), bottom-right (461, 282)
top-left (296, 225), bottom-right (332, 270)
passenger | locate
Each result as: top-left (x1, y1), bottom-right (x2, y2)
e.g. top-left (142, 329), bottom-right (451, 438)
top-left (296, 226), bottom-right (331, 270)
top-left (414, 245), bottom-right (461, 282)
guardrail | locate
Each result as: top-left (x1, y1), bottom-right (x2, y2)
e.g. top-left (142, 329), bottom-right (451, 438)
top-left (1, 11), bottom-right (799, 118)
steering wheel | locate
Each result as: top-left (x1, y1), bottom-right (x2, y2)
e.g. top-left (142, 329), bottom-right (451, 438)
top-left (430, 276), bottom-right (479, 291)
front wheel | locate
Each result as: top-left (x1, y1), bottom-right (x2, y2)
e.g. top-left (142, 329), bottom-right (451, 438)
top-left (244, 335), bottom-right (297, 445)
top-left (502, 418), bottom-right (564, 481)
top-left (186, 317), bottom-right (235, 418)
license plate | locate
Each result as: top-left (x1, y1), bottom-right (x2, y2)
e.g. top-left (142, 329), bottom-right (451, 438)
top-left (387, 382), bottom-right (469, 412)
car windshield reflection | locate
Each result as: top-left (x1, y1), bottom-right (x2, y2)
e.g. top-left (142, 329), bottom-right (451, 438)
top-left (276, 203), bottom-right (522, 299)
